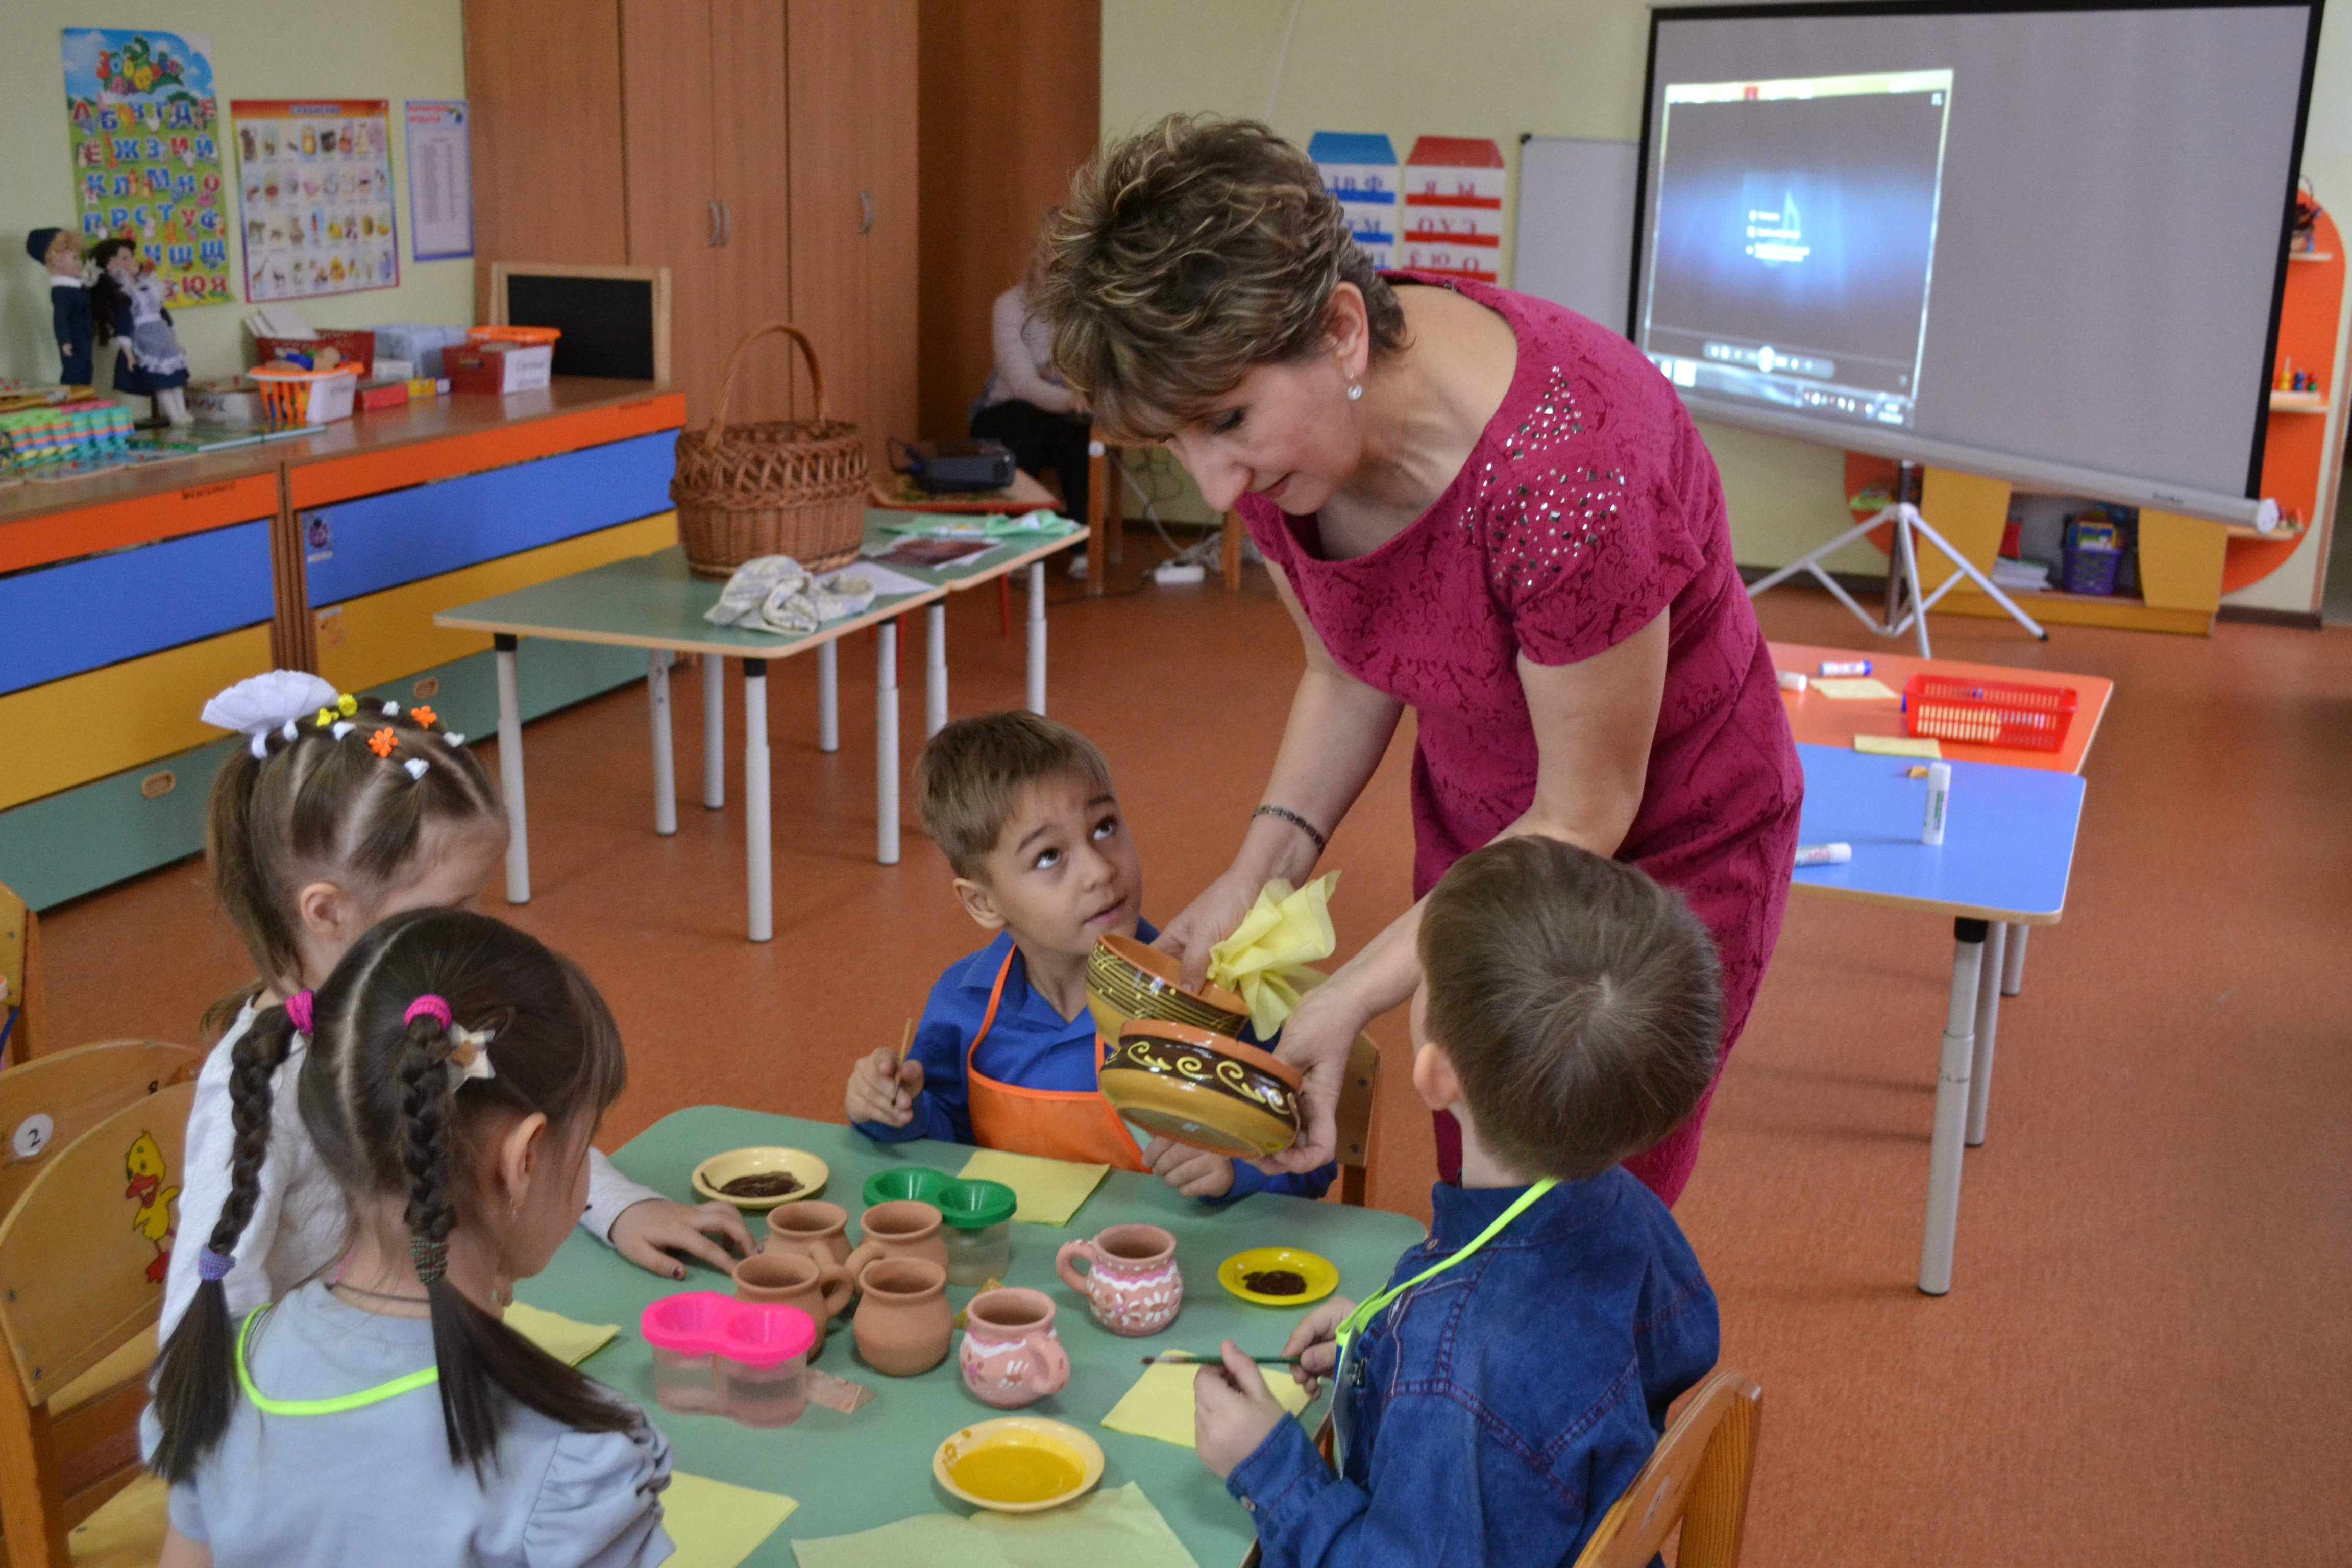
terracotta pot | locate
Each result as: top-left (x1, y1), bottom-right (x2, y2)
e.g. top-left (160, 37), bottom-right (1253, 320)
top-left (766, 1199), bottom-right (852, 1268)
top-left (844, 1199), bottom-right (950, 1279)
top-left (1055, 1223), bottom-right (1182, 1337)
top-left (854, 1257), bottom-right (953, 1376)
top-left (733, 1249), bottom-right (853, 1334)
top-left (958, 1287), bottom-right (1071, 1410)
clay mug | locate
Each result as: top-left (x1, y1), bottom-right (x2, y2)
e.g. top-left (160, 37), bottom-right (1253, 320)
top-left (1054, 1222), bottom-right (1183, 1337)
top-left (844, 1199), bottom-right (950, 1278)
top-left (958, 1287), bottom-right (1071, 1410)
top-left (853, 1257), bottom-right (953, 1376)
top-left (765, 1199), bottom-right (851, 1268)
top-left (732, 1249), bottom-right (852, 1338)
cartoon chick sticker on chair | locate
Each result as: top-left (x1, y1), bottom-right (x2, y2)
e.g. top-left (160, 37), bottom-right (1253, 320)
top-left (125, 1131), bottom-right (178, 1285)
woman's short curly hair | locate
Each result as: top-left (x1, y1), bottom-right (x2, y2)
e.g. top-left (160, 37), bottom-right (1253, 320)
top-left (1031, 115), bottom-right (1407, 441)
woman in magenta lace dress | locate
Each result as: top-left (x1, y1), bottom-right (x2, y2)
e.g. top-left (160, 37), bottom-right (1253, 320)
top-left (1035, 118), bottom-right (1800, 1205)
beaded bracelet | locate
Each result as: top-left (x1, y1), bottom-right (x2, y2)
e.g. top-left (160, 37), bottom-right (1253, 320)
top-left (1252, 804), bottom-right (1328, 856)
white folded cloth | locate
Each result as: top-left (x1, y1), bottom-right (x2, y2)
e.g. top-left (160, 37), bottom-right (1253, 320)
top-left (703, 554), bottom-right (878, 635)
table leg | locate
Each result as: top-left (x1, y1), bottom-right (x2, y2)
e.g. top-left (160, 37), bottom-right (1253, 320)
top-left (876, 621), bottom-right (900, 865)
top-left (1919, 917), bottom-right (1987, 1295)
top-left (700, 653), bottom-right (724, 810)
top-left (926, 600), bottom-right (948, 737)
top-left (1965, 921), bottom-right (2007, 1147)
top-left (2002, 922), bottom-right (2029, 996)
top-left (1026, 561), bottom-right (1047, 716)
top-left (1086, 440), bottom-right (1108, 599)
top-left (494, 635), bottom-right (530, 904)
top-left (816, 640), bottom-right (839, 754)
top-left (744, 658), bottom-right (772, 943)
top-left (647, 651), bottom-right (677, 837)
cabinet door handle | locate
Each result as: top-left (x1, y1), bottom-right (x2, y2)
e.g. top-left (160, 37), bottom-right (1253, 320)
top-left (719, 200), bottom-right (733, 247)
top-left (708, 199), bottom-right (723, 247)
top-left (859, 191), bottom-right (874, 235)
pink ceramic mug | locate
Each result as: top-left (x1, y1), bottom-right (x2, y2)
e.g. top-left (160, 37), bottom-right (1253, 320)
top-left (957, 1286), bottom-right (1071, 1409)
top-left (1054, 1222), bottom-right (1182, 1337)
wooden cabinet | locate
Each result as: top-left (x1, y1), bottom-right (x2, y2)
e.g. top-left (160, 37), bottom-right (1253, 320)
top-left (464, 1), bottom-right (914, 442)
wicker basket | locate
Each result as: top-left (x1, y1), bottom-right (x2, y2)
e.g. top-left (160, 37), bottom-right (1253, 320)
top-left (671, 322), bottom-right (868, 578)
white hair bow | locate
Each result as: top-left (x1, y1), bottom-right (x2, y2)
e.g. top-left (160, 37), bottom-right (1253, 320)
top-left (202, 671), bottom-right (341, 759)
top-left (446, 1025), bottom-right (497, 1087)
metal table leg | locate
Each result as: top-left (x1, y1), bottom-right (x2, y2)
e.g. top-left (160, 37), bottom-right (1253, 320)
top-left (648, 651), bottom-right (676, 836)
top-left (2002, 923), bottom-right (2029, 996)
top-left (1026, 560), bottom-right (1047, 716)
top-left (1919, 917), bottom-right (1988, 1295)
top-left (876, 622), bottom-right (900, 865)
top-left (817, 639), bottom-right (839, 754)
top-left (744, 658), bottom-right (772, 942)
top-left (494, 634), bottom-right (530, 904)
top-left (701, 652), bottom-right (724, 810)
top-left (926, 600), bottom-right (948, 737)
top-left (1965, 922), bottom-right (2007, 1147)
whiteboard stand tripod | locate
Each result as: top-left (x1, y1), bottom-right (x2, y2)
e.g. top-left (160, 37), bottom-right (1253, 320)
top-left (1745, 462), bottom-right (2047, 657)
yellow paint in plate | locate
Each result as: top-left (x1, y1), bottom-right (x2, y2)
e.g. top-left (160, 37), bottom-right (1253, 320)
top-left (1218, 1247), bottom-right (1339, 1306)
top-left (932, 1417), bottom-right (1104, 1514)
top-left (689, 1146), bottom-right (831, 1211)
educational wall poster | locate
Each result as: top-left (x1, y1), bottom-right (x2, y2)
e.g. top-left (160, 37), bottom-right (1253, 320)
top-left (1402, 136), bottom-right (1507, 284)
top-left (231, 100), bottom-right (400, 302)
top-left (403, 101), bottom-right (474, 261)
top-left (1308, 132), bottom-right (1399, 269)
top-left (59, 29), bottom-right (233, 306)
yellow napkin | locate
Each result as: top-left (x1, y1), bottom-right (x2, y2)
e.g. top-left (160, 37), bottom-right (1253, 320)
top-left (1204, 873), bottom-right (1339, 1037)
top-left (958, 1148), bottom-right (1108, 1226)
top-left (1100, 1358), bottom-right (1314, 1449)
top-left (1854, 733), bottom-right (1943, 759)
top-left (790, 1482), bottom-right (1195, 1568)
top-left (1814, 676), bottom-right (1900, 701)
top-left (505, 1301), bottom-right (619, 1366)
top-left (666, 1471), bottom-right (798, 1568)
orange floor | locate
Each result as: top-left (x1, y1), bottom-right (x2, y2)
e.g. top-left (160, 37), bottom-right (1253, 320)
top-left (39, 541), bottom-right (2352, 1566)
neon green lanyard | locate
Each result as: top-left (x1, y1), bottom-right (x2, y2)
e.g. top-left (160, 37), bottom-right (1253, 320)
top-left (235, 1306), bottom-right (439, 1416)
top-left (1334, 1178), bottom-right (1558, 1361)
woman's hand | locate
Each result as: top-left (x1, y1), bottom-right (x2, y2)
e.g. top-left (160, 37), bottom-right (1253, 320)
top-left (1253, 978), bottom-right (1374, 1173)
top-left (1152, 864), bottom-right (1265, 992)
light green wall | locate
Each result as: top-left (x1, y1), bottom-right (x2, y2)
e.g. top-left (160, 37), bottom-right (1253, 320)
top-left (2, 1), bottom-right (472, 393)
top-left (1102, 0), bottom-right (2352, 606)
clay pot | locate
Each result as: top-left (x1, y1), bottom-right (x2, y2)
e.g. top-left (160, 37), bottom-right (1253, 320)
top-left (1055, 1223), bottom-right (1183, 1337)
top-left (733, 1249), bottom-right (853, 1337)
top-left (844, 1199), bottom-right (950, 1278)
top-left (958, 1287), bottom-right (1071, 1410)
top-left (766, 1199), bottom-right (852, 1268)
top-left (854, 1258), bottom-right (953, 1376)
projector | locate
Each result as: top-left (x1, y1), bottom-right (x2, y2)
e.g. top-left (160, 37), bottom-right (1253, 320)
top-left (891, 439), bottom-right (1016, 495)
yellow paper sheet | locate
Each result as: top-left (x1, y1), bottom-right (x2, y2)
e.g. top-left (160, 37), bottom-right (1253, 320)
top-left (1814, 676), bottom-right (1900, 701)
top-left (1204, 873), bottom-right (1339, 1037)
top-left (958, 1148), bottom-right (1108, 1226)
top-left (1100, 1358), bottom-right (1314, 1449)
top-left (667, 1471), bottom-right (798, 1568)
top-left (1854, 733), bottom-right (1943, 759)
top-left (790, 1482), bottom-right (1197, 1568)
top-left (505, 1300), bottom-right (619, 1366)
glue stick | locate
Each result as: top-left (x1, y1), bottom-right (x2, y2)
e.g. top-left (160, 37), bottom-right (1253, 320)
top-left (1793, 842), bottom-right (1851, 867)
top-left (1778, 670), bottom-right (1808, 693)
top-left (1922, 762), bottom-right (1951, 846)
top-left (1820, 658), bottom-right (1872, 677)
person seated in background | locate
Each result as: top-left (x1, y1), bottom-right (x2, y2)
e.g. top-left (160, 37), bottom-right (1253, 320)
top-left (970, 282), bottom-right (1092, 532)
top-left (846, 711), bottom-right (1332, 1203)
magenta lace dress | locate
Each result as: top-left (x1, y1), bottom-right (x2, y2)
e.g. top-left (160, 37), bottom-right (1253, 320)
top-left (1241, 276), bottom-right (1802, 1206)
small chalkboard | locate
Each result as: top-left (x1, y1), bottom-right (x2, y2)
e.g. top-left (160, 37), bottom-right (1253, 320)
top-left (489, 263), bottom-right (671, 384)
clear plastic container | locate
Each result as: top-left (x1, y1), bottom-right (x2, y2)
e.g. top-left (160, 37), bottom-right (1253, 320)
top-left (639, 1292), bottom-right (817, 1428)
top-left (642, 1293), bottom-right (731, 1415)
top-left (935, 1178), bottom-right (1018, 1287)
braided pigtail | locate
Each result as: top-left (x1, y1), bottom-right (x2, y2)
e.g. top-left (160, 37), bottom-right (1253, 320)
top-left (148, 1002), bottom-right (301, 1481)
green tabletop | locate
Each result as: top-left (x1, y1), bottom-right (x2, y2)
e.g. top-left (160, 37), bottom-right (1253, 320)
top-left (522, 1108), bottom-right (1425, 1565)
top-left (434, 543), bottom-right (946, 661)
top-left (860, 510), bottom-right (1086, 591)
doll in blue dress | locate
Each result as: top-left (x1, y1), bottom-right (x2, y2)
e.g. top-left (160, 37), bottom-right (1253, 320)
top-left (91, 237), bottom-right (191, 425)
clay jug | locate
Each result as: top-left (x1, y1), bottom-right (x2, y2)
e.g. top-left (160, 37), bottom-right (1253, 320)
top-left (958, 1287), bottom-right (1071, 1409)
top-left (733, 1250), bottom-right (853, 1340)
top-left (844, 1199), bottom-right (950, 1277)
top-left (765, 1200), bottom-right (851, 1268)
top-left (853, 1257), bottom-right (953, 1376)
top-left (1054, 1222), bottom-right (1182, 1337)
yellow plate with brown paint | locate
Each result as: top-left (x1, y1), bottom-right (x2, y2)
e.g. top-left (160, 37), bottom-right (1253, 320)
top-left (1218, 1247), bottom-right (1340, 1307)
top-left (690, 1146), bottom-right (830, 1211)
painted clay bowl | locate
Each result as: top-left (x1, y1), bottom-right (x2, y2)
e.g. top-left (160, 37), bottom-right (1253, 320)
top-left (1099, 1019), bottom-right (1303, 1159)
top-left (1085, 933), bottom-right (1250, 1041)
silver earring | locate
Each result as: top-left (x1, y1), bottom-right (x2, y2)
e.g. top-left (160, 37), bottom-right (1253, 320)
top-left (1346, 380), bottom-right (1363, 402)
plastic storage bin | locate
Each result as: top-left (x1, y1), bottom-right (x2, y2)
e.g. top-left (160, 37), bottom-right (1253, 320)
top-left (251, 365), bottom-right (360, 427)
top-left (370, 323), bottom-right (470, 379)
top-left (1904, 673), bottom-right (2077, 753)
top-left (639, 1292), bottom-right (817, 1428)
top-left (252, 328), bottom-right (374, 377)
top-left (935, 1178), bottom-right (1017, 1286)
top-left (2059, 513), bottom-right (2125, 596)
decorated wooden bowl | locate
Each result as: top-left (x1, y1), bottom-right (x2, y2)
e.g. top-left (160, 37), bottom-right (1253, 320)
top-left (1100, 1019), bottom-right (1303, 1159)
top-left (1085, 933), bottom-right (1250, 1041)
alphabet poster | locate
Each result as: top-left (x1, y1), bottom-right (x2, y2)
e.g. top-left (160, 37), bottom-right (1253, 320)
top-left (59, 28), bottom-right (233, 306)
top-left (231, 100), bottom-right (400, 302)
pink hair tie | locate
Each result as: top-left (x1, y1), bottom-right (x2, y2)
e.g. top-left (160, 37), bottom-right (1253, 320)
top-left (404, 994), bottom-right (454, 1030)
top-left (284, 990), bottom-right (315, 1035)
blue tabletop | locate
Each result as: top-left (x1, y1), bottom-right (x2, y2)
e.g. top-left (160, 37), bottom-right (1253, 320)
top-left (1790, 743), bottom-right (2086, 924)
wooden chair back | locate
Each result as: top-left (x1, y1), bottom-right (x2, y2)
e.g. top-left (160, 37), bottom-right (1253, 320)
top-left (0, 883), bottom-right (41, 1066)
top-left (1333, 1032), bottom-right (1381, 1207)
top-left (0, 1042), bottom-right (201, 1226)
top-left (0, 1079), bottom-right (196, 1566)
top-left (1571, 1369), bottom-right (1763, 1568)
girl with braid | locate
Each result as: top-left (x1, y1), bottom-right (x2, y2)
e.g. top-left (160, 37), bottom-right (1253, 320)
top-left (163, 671), bottom-right (753, 1346)
top-left (147, 907), bottom-right (673, 1566)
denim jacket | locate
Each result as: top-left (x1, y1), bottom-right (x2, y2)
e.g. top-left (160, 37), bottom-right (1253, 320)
top-left (1226, 1170), bottom-right (1718, 1568)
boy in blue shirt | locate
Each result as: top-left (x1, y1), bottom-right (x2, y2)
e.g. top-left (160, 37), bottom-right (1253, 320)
top-left (1194, 836), bottom-right (1722, 1566)
top-left (846, 710), bottom-right (1331, 1201)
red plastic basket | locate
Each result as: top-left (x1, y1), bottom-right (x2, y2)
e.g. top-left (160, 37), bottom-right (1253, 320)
top-left (1904, 673), bottom-right (2077, 753)
top-left (252, 329), bottom-right (374, 378)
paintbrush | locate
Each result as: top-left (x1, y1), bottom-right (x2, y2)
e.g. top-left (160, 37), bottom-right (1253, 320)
top-left (897, 1016), bottom-right (915, 1058)
top-left (1142, 1351), bottom-right (1305, 1367)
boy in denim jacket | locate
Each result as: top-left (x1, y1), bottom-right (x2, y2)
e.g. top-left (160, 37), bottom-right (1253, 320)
top-left (1194, 837), bottom-right (1723, 1568)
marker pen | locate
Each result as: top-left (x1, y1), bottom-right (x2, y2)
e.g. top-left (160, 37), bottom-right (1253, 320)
top-left (1777, 670), bottom-right (1808, 693)
top-left (1820, 659), bottom-right (1872, 677)
top-left (1793, 842), bottom-right (1851, 867)
top-left (1922, 762), bottom-right (1951, 846)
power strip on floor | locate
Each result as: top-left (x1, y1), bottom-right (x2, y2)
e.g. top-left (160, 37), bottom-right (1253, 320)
top-left (1152, 561), bottom-right (1206, 585)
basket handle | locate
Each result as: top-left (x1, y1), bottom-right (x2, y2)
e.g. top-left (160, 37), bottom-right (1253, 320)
top-left (708, 320), bottom-right (828, 438)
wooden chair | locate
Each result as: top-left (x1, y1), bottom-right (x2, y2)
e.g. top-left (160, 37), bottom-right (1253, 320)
top-left (0, 1042), bottom-right (201, 1226)
top-left (0, 884), bottom-right (44, 1067)
top-left (1332, 1033), bottom-right (1381, 1208)
top-left (1570, 1369), bottom-right (1764, 1568)
top-left (0, 1078), bottom-right (197, 1566)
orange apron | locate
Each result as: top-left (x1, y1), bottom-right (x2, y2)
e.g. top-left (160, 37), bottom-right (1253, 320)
top-left (964, 948), bottom-right (1149, 1172)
